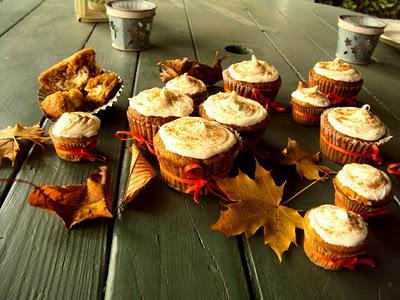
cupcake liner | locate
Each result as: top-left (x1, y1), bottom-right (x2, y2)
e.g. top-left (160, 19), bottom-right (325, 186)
top-left (127, 109), bottom-right (160, 143)
top-left (222, 70), bottom-right (281, 101)
top-left (291, 98), bottom-right (328, 126)
top-left (309, 70), bottom-right (362, 99)
top-left (38, 70), bottom-right (124, 121)
top-left (303, 238), bottom-right (342, 270)
top-left (191, 90), bottom-right (208, 114)
top-left (320, 109), bottom-right (390, 165)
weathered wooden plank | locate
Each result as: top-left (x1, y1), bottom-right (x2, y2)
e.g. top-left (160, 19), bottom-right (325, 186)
top-left (0, 0), bottom-right (94, 203)
top-left (0, 21), bottom-right (139, 299)
top-left (104, 1), bottom-right (250, 299)
top-left (235, 0), bottom-right (400, 298)
top-left (0, 0), bottom-right (44, 37)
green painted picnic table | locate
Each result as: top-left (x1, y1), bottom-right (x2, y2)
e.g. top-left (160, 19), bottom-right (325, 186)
top-left (1, 0), bottom-right (400, 299)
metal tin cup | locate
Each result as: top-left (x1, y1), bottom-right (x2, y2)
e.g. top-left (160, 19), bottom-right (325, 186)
top-left (106, 0), bottom-right (157, 51)
top-left (336, 15), bottom-right (386, 64)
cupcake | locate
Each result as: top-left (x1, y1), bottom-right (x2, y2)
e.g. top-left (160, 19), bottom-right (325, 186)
top-left (127, 87), bottom-right (194, 147)
top-left (50, 112), bottom-right (101, 162)
top-left (198, 91), bottom-right (268, 147)
top-left (222, 55), bottom-right (281, 104)
top-left (165, 73), bottom-right (207, 111)
top-left (309, 58), bottom-right (362, 104)
top-left (320, 105), bottom-right (390, 165)
top-left (334, 163), bottom-right (392, 218)
top-left (304, 205), bottom-right (371, 271)
top-left (291, 82), bottom-right (330, 126)
top-left (153, 117), bottom-right (241, 201)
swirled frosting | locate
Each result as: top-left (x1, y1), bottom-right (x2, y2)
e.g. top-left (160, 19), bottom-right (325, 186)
top-left (158, 117), bottom-right (237, 159)
top-left (129, 87), bottom-right (193, 117)
top-left (327, 105), bottom-right (385, 141)
top-left (228, 55), bottom-right (280, 83)
top-left (291, 86), bottom-right (330, 107)
top-left (203, 92), bottom-right (267, 126)
top-left (308, 204), bottom-right (367, 247)
top-left (337, 163), bottom-right (391, 201)
top-left (165, 73), bottom-right (207, 96)
top-left (313, 58), bottom-right (362, 82)
top-left (52, 112), bottom-right (100, 138)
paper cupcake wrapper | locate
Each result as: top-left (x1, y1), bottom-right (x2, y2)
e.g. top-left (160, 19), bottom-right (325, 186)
top-left (309, 70), bottom-right (362, 99)
top-left (304, 238), bottom-right (342, 270)
top-left (291, 99), bottom-right (328, 126)
top-left (38, 69), bottom-right (124, 121)
top-left (222, 70), bottom-right (280, 101)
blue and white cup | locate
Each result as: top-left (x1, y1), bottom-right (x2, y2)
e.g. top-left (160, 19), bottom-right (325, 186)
top-left (336, 15), bottom-right (386, 64)
top-left (106, 0), bottom-right (157, 51)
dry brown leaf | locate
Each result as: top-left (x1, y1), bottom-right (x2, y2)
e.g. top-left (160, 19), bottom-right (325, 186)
top-left (212, 160), bottom-right (303, 262)
top-left (157, 51), bottom-right (225, 85)
top-left (118, 145), bottom-right (156, 213)
top-left (0, 124), bottom-right (49, 166)
top-left (28, 166), bottom-right (113, 229)
top-left (277, 138), bottom-right (336, 180)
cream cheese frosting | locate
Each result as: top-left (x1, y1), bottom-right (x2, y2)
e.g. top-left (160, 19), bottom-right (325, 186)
top-left (337, 163), bottom-right (391, 201)
top-left (158, 117), bottom-right (237, 159)
top-left (313, 58), bottom-right (362, 82)
top-left (228, 55), bottom-right (280, 83)
top-left (327, 105), bottom-right (386, 141)
top-left (165, 73), bottom-right (207, 96)
top-left (203, 91), bottom-right (267, 127)
top-left (291, 86), bottom-right (330, 107)
top-left (129, 87), bottom-right (194, 117)
top-left (308, 204), bottom-right (367, 247)
top-left (52, 112), bottom-right (100, 138)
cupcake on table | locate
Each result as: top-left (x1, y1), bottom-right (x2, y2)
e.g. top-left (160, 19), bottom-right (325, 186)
top-left (122, 87), bottom-right (194, 153)
top-left (291, 81), bottom-right (330, 126)
top-left (165, 73), bottom-right (207, 112)
top-left (334, 163), bottom-right (392, 219)
top-left (309, 58), bottom-right (363, 105)
top-left (153, 117), bottom-right (241, 202)
top-left (50, 112), bottom-right (102, 162)
top-left (320, 104), bottom-right (390, 165)
top-left (304, 204), bottom-right (374, 271)
top-left (222, 55), bottom-right (283, 111)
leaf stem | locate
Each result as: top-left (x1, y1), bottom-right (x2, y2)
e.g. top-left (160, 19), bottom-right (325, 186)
top-left (282, 177), bottom-right (326, 206)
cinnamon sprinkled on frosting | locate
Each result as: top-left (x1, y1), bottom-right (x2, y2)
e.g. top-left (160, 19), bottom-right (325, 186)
top-left (337, 163), bottom-right (391, 201)
top-left (327, 105), bottom-right (385, 141)
top-left (158, 117), bottom-right (237, 159)
top-left (291, 86), bottom-right (330, 107)
top-left (165, 73), bottom-right (206, 96)
top-left (308, 204), bottom-right (367, 247)
top-left (313, 58), bottom-right (362, 82)
top-left (228, 55), bottom-right (280, 83)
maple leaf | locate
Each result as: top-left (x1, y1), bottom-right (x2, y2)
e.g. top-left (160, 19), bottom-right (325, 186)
top-left (118, 144), bottom-right (156, 214)
top-left (211, 160), bottom-right (303, 262)
top-left (0, 124), bottom-right (49, 166)
top-left (28, 166), bottom-right (113, 229)
top-left (277, 138), bottom-right (336, 181)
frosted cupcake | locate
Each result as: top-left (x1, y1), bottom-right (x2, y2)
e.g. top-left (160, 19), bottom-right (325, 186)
top-left (222, 55), bottom-right (281, 103)
top-left (198, 91), bottom-right (268, 146)
top-left (320, 105), bottom-right (390, 165)
top-left (291, 83), bottom-right (330, 126)
top-left (50, 112), bottom-right (101, 162)
top-left (153, 117), bottom-right (241, 201)
top-left (334, 163), bottom-right (392, 218)
top-left (304, 205), bottom-right (371, 271)
top-left (127, 87), bottom-right (194, 145)
top-left (165, 73), bottom-right (207, 110)
top-left (309, 58), bottom-right (363, 103)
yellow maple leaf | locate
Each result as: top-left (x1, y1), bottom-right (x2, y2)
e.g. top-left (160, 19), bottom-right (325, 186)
top-left (211, 160), bottom-right (303, 262)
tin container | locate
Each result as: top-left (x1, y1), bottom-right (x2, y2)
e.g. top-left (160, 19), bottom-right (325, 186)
top-left (336, 15), bottom-right (386, 64)
top-left (106, 0), bottom-right (157, 51)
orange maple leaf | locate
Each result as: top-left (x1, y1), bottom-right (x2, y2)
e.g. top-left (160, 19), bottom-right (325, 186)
top-left (212, 160), bottom-right (303, 262)
top-left (28, 166), bottom-right (113, 229)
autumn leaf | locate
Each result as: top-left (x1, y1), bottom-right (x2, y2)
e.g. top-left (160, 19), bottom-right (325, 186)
top-left (118, 144), bottom-right (156, 214)
top-left (0, 123), bottom-right (49, 166)
top-left (277, 138), bottom-right (336, 180)
top-left (211, 160), bottom-right (303, 262)
top-left (28, 166), bottom-right (113, 229)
